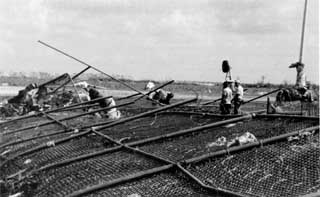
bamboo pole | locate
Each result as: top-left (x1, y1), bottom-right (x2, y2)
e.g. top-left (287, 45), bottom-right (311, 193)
top-left (67, 164), bottom-right (174, 197)
top-left (117, 80), bottom-right (174, 100)
top-left (4, 101), bottom-right (134, 135)
top-left (94, 98), bottom-right (197, 131)
top-left (201, 89), bottom-right (248, 106)
top-left (38, 41), bottom-right (163, 105)
top-left (177, 164), bottom-right (246, 197)
top-left (299, 0), bottom-right (308, 62)
top-left (242, 89), bottom-right (281, 105)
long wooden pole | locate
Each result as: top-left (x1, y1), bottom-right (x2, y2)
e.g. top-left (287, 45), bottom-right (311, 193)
top-left (38, 40), bottom-right (166, 105)
top-left (299, 0), bottom-right (308, 62)
top-left (38, 41), bottom-right (150, 98)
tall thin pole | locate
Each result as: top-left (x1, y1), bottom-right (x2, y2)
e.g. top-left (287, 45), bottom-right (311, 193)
top-left (38, 40), bottom-right (165, 105)
top-left (299, 0), bottom-right (308, 63)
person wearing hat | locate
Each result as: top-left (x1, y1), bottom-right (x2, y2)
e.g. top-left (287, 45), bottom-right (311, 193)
top-left (86, 87), bottom-right (121, 120)
top-left (302, 81), bottom-right (314, 102)
top-left (289, 62), bottom-right (307, 95)
top-left (220, 80), bottom-right (233, 114)
top-left (233, 79), bottom-right (244, 114)
top-left (145, 82), bottom-right (174, 105)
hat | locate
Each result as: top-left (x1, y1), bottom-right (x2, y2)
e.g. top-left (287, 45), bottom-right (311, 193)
top-left (235, 80), bottom-right (241, 84)
top-left (289, 62), bottom-right (304, 68)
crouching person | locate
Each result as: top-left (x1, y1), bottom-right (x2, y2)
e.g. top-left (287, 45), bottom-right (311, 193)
top-left (145, 81), bottom-right (174, 105)
top-left (148, 89), bottom-right (174, 105)
top-left (87, 88), bottom-right (121, 120)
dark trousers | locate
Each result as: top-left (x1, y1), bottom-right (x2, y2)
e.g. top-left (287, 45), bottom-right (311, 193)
top-left (220, 103), bottom-right (231, 115)
top-left (234, 99), bottom-right (243, 114)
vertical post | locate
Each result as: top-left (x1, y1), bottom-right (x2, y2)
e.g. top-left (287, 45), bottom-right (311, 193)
top-left (299, 0), bottom-right (308, 63)
top-left (267, 97), bottom-right (270, 114)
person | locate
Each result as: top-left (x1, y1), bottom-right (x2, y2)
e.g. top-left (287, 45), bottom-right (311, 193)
top-left (289, 62), bottom-right (307, 95)
top-left (87, 87), bottom-right (121, 120)
top-left (220, 80), bottom-right (233, 114)
top-left (233, 80), bottom-right (244, 114)
top-left (145, 82), bottom-right (174, 105)
top-left (302, 82), bottom-right (314, 102)
top-left (149, 89), bottom-right (174, 105)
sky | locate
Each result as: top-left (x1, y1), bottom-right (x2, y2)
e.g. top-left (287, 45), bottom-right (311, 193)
top-left (0, 0), bottom-right (318, 84)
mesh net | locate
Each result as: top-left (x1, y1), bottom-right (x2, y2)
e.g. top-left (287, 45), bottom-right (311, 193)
top-left (1, 132), bottom-right (73, 159)
top-left (275, 101), bottom-right (319, 116)
top-left (28, 149), bottom-right (165, 197)
top-left (137, 118), bottom-right (318, 162)
top-left (100, 113), bottom-right (230, 143)
top-left (84, 171), bottom-right (213, 197)
top-left (301, 102), bottom-right (319, 116)
top-left (0, 133), bottom-right (114, 179)
top-left (186, 132), bottom-right (320, 197)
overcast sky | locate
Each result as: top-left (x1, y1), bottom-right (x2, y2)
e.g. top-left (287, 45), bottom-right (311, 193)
top-left (0, 0), bottom-right (318, 84)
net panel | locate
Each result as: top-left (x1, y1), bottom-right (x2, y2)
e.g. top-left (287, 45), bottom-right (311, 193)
top-left (101, 114), bottom-right (229, 143)
top-left (0, 132), bottom-right (73, 159)
top-left (138, 118), bottom-right (318, 162)
top-left (29, 150), bottom-right (164, 197)
top-left (0, 116), bottom-right (49, 132)
top-left (84, 171), bottom-right (214, 197)
top-left (0, 134), bottom-right (114, 179)
top-left (1, 123), bottom-right (65, 147)
top-left (301, 102), bottom-right (319, 116)
top-left (187, 133), bottom-right (320, 197)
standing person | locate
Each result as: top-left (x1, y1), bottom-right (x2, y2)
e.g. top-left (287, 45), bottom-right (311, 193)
top-left (233, 80), bottom-right (244, 114)
top-left (289, 62), bottom-right (307, 95)
top-left (220, 80), bottom-right (233, 115)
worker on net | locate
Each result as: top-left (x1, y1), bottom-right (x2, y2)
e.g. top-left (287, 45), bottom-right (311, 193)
top-left (220, 80), bottom-right (233, 115)
top-left (145, 82), bottom-right (174, 105)
top-left (233, 80), bottom-right (244, 114)
top-left (289, 62), bottom-right (307, 96)
top-left (86, 87), bottom-right (121, 120)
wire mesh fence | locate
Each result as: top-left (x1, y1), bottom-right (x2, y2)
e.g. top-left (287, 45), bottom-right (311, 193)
top-left (25, 149), bottom-right (165, 197)
top-left (100, 113), bottom-right (229, 143)
top-left (301, 102), bottom-right (319, 116)
top-left (137, 117), bottom-right (319, 162)
top-left (0, 110), bottom-right (319, 197)
top-left (0, 133), bottom-right (114, 179)
top-left (0, 132), bottom-right (73, 159)
top-left (186, 132), bottom-right (320, 197)
top-left (84, 170), bottom-right (214, 197)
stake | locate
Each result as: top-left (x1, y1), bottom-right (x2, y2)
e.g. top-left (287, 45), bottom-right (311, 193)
top-left (299, 0), bottom-right (308, 62)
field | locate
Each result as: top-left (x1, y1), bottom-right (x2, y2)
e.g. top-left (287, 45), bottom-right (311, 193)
top-left (0, 94), bottom-right (319, 197)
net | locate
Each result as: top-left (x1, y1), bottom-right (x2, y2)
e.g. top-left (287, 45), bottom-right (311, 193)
top-left (27, 150), bottom-right (164, 197)
top-left (85, 171), bottom-right (213, 197)
top-left (137, 118), bottom-right (318, 162)
top-left (0, 134), bottom-right (114, 179)
top-left (187, 133), bottom-right (320, 197)
top-left (100, 113), bottom-right (229, 143)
